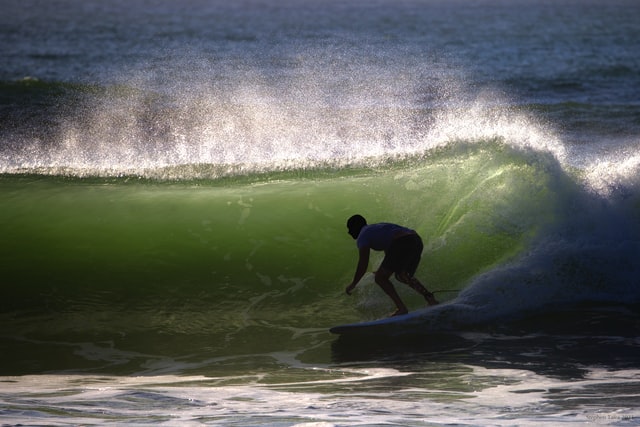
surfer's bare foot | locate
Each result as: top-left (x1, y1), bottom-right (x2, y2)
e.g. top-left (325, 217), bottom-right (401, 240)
top-left (425, 292), bottom-right (439, 306)
top-left (390, 309), bottom-right (408, 317)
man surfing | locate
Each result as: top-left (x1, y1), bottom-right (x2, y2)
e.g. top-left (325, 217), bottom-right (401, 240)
top-left (345, 214), bottom-right (439, 316)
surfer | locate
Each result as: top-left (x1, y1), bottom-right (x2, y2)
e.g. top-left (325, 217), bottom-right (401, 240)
top-left (345, 214), bottom-right (439, 316)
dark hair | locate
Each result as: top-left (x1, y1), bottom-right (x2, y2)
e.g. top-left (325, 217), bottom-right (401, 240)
top-left (347, 214), bottom-right (367, 237)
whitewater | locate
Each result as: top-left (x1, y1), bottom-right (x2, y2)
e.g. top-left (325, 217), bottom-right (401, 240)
top-left (2, 0), bottom-right (640, 425)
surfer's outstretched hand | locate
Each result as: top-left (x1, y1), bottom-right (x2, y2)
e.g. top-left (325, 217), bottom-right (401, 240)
top-left (345, 283), bottom-right (356, 295)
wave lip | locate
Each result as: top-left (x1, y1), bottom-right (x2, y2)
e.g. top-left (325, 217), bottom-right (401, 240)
top-left (1, 60), bottom-right (570, 180)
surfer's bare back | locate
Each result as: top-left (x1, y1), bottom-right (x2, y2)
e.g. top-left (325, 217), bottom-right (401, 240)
top-left (345, 214), bottom-right (439, 316)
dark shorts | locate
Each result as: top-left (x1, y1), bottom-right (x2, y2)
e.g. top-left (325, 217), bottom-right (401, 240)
top-left (380, 234), bottom-right (423, 276)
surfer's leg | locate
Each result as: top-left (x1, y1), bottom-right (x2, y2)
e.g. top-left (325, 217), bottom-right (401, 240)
top-left (395, 272), bottom-right (439, 306)
top-left (392, 234), bottom-right (439, 306)
top-left (374, 267), bottom-right (409, 316)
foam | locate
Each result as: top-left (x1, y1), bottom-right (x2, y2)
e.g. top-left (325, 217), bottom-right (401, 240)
top-left (3, 365), bottom-right (639, 426)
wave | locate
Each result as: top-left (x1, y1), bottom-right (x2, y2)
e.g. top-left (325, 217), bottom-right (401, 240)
top-left (2, 139), bottom-right (639, 329)
top-left (2, 72), bottom-right (640, 374)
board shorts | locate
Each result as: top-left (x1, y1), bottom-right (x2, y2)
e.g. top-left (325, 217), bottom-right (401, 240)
top-left (380, 233), bottom-right (423, 276)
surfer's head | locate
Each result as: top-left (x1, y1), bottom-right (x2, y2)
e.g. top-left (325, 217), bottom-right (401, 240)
top-left (347, 214), bottom-right (367, 239)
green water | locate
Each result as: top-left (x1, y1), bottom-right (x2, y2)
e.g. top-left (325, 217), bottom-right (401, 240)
top-left (0, 142), bottom-right (569, 374)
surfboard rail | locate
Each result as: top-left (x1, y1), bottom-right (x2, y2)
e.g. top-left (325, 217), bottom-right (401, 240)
top-left (330, 309), bottom-right (428, 336)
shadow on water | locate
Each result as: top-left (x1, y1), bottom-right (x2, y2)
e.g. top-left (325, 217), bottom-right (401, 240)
top-left (331, 302), bottom-right (640, 380)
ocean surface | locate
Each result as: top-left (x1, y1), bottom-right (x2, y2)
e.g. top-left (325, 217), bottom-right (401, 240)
top-left (2, 0), bottom-right (640, 425)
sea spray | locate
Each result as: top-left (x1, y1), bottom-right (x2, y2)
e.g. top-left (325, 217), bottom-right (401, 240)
top-left (1, 54), bottom-right (567, 180)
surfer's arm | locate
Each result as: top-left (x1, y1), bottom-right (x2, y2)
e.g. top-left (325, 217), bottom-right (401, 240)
top-left (346, 246), bottom-right (370, 295)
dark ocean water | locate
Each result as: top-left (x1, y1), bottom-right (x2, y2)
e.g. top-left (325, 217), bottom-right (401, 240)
top-left (1, 0), bottom-right (640, 425)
